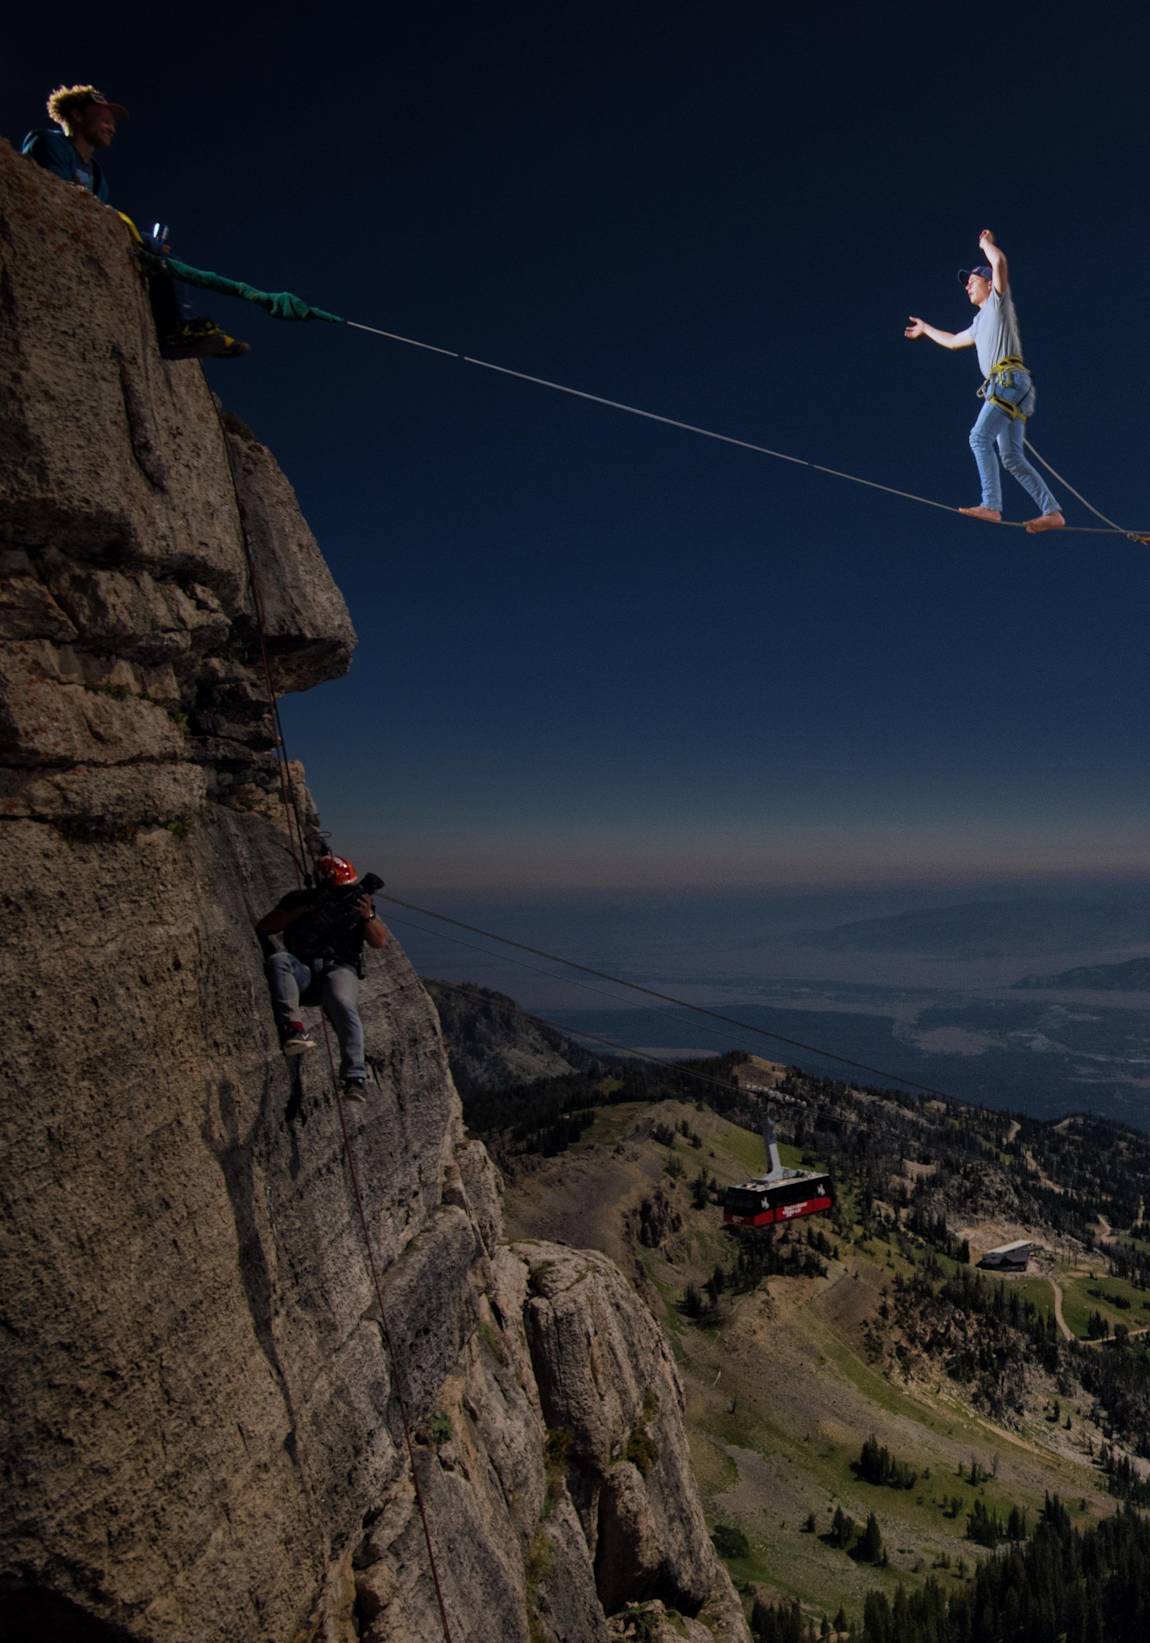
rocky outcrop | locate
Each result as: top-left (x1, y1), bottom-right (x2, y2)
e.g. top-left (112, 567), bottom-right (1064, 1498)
top-left (346, 1243), bottom-right (747, 1643)
top-left (0, 144), bottom-right (748, 1642)
top-left (629, 1188), bottom-right (684, 1253)
top-left (425, 980), bottom-right (605, 1097)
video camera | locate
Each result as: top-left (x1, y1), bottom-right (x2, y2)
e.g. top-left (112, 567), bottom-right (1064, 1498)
top-left (301, 870), bottom-right (385, 945)
top-left (328, 870), bottom-right (384, 904)
top-left (317, 870), bottom-right (384, 917)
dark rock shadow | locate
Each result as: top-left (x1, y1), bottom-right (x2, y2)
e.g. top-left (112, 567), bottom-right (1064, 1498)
top-left (201, 1075), bottom-right (299, 1457)
top-left (0, 1587), bottom-right (135, 1640)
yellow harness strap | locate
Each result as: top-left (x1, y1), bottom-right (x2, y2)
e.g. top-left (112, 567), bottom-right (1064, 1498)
top-left (979, 356), bottom-right (1030, 420)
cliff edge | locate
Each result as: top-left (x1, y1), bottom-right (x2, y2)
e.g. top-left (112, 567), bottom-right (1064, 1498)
top-left (0, 144), bottom-right (748, 1643)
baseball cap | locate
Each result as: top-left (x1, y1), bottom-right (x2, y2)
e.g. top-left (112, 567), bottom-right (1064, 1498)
top-left (47, 85), bottom-right (129, 127)
top-left (957, 265), bottom-right (993, 285)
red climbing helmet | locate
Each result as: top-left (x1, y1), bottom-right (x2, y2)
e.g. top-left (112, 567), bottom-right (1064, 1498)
top-left (314, 853), bottom-right (357, 886)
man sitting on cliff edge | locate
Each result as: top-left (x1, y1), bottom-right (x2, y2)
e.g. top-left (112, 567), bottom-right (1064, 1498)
top-left (255, 855), bottom-right (387, 1103)
top-left (22, 83), bottom-right (249, 362)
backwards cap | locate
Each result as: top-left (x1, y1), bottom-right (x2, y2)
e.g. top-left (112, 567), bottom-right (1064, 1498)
top-left (47, 85), bottom-right (129, 129)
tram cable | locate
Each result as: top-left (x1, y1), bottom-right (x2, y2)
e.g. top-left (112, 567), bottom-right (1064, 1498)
top-left (391, 908), bottom-right (941, 1102)
top-left (422, 970), bottom-right (763, 1104)
top-left (381, 894), bottom-right (960, 1102)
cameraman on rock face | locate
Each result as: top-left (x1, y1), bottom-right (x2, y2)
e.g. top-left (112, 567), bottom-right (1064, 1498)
top-left (256, 855), bottom-right (387, 1102)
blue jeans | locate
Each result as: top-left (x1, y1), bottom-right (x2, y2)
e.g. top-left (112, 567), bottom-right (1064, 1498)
top-left (266, 951), bottom-right (365, 1080)
top-left (969, 398), bottom-right (1059, 516)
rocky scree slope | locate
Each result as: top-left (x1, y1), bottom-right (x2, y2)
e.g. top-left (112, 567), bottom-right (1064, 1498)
top-left (0, 146), bottom-right (746, 1643)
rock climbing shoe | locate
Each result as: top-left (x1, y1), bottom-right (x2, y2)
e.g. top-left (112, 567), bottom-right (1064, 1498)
top-left (342, 1077), bottom-right (368, 1104)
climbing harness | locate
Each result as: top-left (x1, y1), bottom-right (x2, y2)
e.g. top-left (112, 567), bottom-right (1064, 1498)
top-left (978, 355), bottom-right (1035, 421)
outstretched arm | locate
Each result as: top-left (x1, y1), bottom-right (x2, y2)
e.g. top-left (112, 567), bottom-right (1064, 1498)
top-left (904, 317), bottom-right (974, 349)
top-left (979, 228), bottom-right (1008, 295)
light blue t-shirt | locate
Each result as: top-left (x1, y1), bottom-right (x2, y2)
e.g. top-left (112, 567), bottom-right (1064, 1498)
top-left (958, 286), bottom-right (1024, 376)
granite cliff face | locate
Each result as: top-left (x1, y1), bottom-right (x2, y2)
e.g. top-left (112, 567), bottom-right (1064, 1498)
top-left (0, 145), bottom-right (748, 1643)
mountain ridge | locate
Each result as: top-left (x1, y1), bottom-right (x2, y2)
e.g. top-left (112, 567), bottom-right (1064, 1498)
top-left (1013, 956), bottom-right (1150, 992)
top-left (797, 897), bottom-right (1150, 959)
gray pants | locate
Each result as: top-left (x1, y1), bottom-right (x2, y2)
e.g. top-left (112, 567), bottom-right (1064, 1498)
top-left (266, 951), bottom-right (365, 1080)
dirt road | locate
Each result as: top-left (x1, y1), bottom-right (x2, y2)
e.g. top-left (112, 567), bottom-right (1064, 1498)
top-left (1049, 1277), bottom-right (1073, 1341)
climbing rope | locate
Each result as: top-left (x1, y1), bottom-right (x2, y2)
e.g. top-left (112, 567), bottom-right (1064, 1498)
top-left (344, 321), bottom-right (1149, 543)
top-left (318, 1019), bottom-right (457, 1643)
top-left (1024, 438), bottom-right (1149, 541)
top-left (153, 237), bottom-right (1147, 543)
top-left (213, 404), bottom-right (455, 1643)
top-left (381, 893), bottom-right (960, 1102)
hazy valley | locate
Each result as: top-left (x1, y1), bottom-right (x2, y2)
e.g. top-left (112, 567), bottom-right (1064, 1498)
top-left (430, 980), bottom-right (1150, 1638)
top-left (400, 885), bottom-right (1150, 1128)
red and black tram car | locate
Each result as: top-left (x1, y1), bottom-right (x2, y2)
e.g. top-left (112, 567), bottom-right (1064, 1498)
top-left (722, 1171), bottom-right (834, 1230)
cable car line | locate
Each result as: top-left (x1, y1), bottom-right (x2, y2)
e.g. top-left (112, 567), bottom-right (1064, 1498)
top-left (386, 909), bottom-right (698, 1019)
top-left (396, 915), bottom-right (962, 1115)
top-left (380, 893), bottom-right (960, 1101)
top-left (392, 908), bottom-right (959, 1105)
top-left (427, 977), bottom-right (837, 1233)
top-left (389, 906), bottom-right (804, 1067)
top-left (424, 970), bottom-right (775, 1105)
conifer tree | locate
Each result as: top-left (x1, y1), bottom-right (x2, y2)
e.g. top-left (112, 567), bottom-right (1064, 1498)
top-left (830, 1505), bottom-right (854, 1549)
top-left (861, 1589), bottom-right (891, 1643)
top-left (856, 1511), bottom-right (884, 1564)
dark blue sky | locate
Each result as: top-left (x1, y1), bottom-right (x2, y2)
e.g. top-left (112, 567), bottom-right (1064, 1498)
top-left (8, 5), bottom-right (1150, 892)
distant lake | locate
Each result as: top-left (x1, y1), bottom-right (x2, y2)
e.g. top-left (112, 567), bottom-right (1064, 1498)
top-left (389, 880), bottom-right (1150, 1129)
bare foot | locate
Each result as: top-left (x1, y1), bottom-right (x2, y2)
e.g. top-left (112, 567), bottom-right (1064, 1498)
top-left (1024, 512), bottom-right (1066, 534)
top-left (958, 505), bottom-right (1002, 523)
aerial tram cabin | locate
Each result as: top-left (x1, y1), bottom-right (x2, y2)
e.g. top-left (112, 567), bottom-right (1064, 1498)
top-left (722, 1111), bottom-right (834, 1231)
